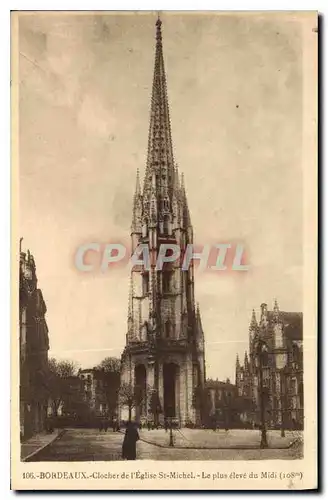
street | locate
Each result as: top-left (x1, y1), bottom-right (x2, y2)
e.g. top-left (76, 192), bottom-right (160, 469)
top-left (30, 428), bottom-right (302, 461)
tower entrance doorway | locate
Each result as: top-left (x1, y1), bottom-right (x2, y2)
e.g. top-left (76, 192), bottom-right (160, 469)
top-left (163, 363), bottom-right (179, 418)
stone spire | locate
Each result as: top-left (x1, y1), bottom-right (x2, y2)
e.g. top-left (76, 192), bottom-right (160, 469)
top-left (244, 351), bottom-right (249, 370)
top-left (143, 17), bottom-right (175, 220)
top-left (196, 303), bottom-right (203, 332)
top-left (131, 168), bottom-right (142, 234)
top-left (235, 354), bottom-right (241, 387)
top-left (273, 298), bottom-right (280, 321)
top-left (180, 173), bottom-right (192, 230)
top-left (120, 18), bottom-right (204, 426)
top-left (249, 308), bottom-right (258, 352)
top-left (260, 302), bottom-right (268, 326)
top-left (194, 303), bottom-right (205, 352)
top-left (249, 309), bottom-right (257, 329)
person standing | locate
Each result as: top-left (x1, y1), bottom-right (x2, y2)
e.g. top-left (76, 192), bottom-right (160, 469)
top-left (122, 421), bottom-right (140, 460)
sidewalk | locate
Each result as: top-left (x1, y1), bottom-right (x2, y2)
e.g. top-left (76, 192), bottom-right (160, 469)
top-left (21, 429), bottom-right (65, 461)
top-left (138, 428), bottom-right (301, 450)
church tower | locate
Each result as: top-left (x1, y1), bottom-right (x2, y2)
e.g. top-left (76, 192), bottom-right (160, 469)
top-left (120, 18), bottom-right (206, 426)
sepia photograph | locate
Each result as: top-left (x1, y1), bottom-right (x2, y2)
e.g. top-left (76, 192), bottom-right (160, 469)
top-left (11, 10), bottom-right (317, 490)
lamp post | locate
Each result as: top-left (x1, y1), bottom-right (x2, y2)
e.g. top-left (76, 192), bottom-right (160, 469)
top-left (169, 416), bottom-right (174, 447)
top-left (256, 339), bottom-right (268, 449)
top-left (280, 368), bottom-right (286, 438)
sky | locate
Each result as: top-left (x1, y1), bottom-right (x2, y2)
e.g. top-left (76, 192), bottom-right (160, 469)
top-left (18, 12), bottom-right (303, 381)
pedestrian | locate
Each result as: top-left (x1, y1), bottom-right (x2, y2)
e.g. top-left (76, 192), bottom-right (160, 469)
top-left (122, 421), bottom-right (140, 460)
top-left (164, 420), bottom-right (168, 433)
top-left (147, 421), bottom-right (151, 431)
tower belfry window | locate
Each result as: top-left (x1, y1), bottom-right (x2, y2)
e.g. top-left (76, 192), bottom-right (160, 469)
top-left (163, 214), bottom-right (171, 235)
top-left (142, 273), bottom-right (149, 295)
top-left (162, 271), bottom-right (173, 294)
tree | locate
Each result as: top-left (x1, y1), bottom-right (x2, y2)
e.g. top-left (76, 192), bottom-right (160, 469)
top-left (96, 357), bottom-right (121, 419)
top-left (119, 382), bottom-right (144, 421)
top-left (47, 358), bottom-right (79, 417)
top-left (102, 371), bottom-right (120, 419)
top-left (96, 357), bottom-right (121, 373)
top-left (49, 358), bottom-right (77, 378)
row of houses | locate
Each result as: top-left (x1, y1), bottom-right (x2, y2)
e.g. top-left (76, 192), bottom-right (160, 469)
top-left (19, 245), bottom-right (121, 438)
top-left (47, 368), bottom-right (120, 421)
top-left (19, 249), bottom-right (49, 439)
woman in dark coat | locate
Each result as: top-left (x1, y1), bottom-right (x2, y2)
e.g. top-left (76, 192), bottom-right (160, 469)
top-left (122, 421), bottom-right (140, 460)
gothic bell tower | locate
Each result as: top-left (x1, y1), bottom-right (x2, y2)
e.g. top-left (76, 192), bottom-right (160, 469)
top-left (120, 18), bottom-right (205, 426)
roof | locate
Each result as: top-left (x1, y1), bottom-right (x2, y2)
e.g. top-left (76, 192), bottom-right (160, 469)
top-left (78, 368), bottom-right (103, 375)
top-left (206, 379), bottom-right (236, 391)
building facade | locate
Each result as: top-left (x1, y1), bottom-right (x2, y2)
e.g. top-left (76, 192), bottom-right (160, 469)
top-left (19, 248), bottom-right (50, 440)
top-left (204, 379), bottom-right (240, 428)
top-left (120, 19), bottom-right (206, 426)
top-left (47, 375), bottom-right (85, 418)
top-left (236, 301), bottom-right (303, 429)
top-left (78, 368), bottom-right (120, 419)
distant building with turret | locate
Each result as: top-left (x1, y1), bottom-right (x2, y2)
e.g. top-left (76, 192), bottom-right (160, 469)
top-left (19, 247), bottom-right (49, 440)
top-left (78, 368), bottom-right (120, 419)
top-left (236, 301), bottom-right (303, 430)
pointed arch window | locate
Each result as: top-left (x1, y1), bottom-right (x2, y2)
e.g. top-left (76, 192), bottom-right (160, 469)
top-left (142, 218), bottom-right (148, 237)
top-left (165, 320), bottom-right (171, 338)
top-left (142, 272), bottom-right (149, 295)
top-left (163, 197), bottom-right (170, 211)
top-left (163, 214), bottom-right (171, 235)
top-left (163, 216), bottom-right (169, 235)
top-left (162, 271), bottom-right (173, 294)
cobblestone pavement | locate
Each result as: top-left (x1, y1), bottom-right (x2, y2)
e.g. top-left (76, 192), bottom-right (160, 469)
top-left (30, 428), bottom-right (302, 462)
top-left (21, 429), bottom-right (63, 461)
top-left (32, 429), bottom-right (124, 462)
top-left (138, 428), bottom-right (301, 449)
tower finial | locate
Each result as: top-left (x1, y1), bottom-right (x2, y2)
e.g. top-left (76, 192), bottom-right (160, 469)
top-left (135, 168), bottom-right (141, 197)
top-left (249, 308), bottom-right (257, 329)
top-left (273, 298), bottom-right (280, 320)
top-left (244, 351), bottom-right (249, 367)
top-left (156, 13), bottom-right (162, 40)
